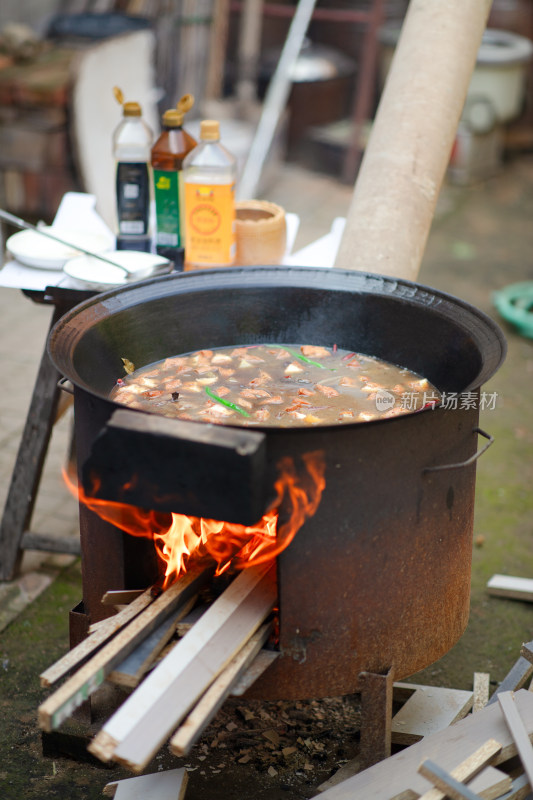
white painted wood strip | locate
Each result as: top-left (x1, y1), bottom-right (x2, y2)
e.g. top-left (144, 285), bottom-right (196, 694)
top-left (170, 623), bottom-right (272, 756)
top-left (487, 575), bottom-right (533, 602)
top-left (391, 683), bottom-right (473, 744)
top-left (89, 562), bottom-right (275, 766)
top-left (104, 767), bottom-right (188, 799)
top-left (40, 587), bottom-right (155, 687)
top-left (110, 565), bottom-right (276, 772)
top-left (498, 691), bottom-right (533, 789)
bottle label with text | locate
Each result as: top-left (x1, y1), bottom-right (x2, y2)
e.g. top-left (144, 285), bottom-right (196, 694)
top-left (153, 168), bottom-right (183, 248)
top-left (116, 162), bottom-right (150, 235)
top-left (184, 182), bottom-right (236, 266)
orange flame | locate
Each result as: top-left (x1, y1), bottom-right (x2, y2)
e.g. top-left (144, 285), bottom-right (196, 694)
top-left (65, 451), bottom-right (325, 589)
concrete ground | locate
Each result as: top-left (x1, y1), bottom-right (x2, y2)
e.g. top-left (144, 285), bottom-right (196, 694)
top-left (0, 153), bottom-right (532, 797)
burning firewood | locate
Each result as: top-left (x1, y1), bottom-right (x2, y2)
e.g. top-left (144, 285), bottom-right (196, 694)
top-left (88, 562), bottom-right (277, 772)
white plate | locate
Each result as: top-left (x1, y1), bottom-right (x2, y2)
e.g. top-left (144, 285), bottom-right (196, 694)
top-left (63, 250), bottom-right (171, 290)
top-left (6, 227), bottom-right (114, 270)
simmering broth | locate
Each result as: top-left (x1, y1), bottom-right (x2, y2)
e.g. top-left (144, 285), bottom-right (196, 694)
top-left (111, 344), bottom-right (441, 427)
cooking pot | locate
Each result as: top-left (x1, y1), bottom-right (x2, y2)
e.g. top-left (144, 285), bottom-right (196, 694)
top-left (48, 266), bottom-right (506, 697)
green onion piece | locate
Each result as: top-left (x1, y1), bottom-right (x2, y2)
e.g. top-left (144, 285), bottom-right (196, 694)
top-left (272, 344), bottom-right (336, 370)
top-left (205, 386), bottom-right (251, 417)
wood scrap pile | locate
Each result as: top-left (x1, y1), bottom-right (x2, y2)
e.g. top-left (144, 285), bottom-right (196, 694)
top-left (318, 641), bottom-right (533, 800)
top-left (38, 562), bottom-right (278, 773)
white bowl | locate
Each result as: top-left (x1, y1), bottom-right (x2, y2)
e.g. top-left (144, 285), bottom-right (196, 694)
top-left (63, 250), bottom-right (171, 290)
top-left (6, 227), bottom-right (114, 270)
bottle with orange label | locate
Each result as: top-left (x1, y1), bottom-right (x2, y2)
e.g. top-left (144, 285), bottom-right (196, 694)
top-left (182, 120), bottom-right (237, 269)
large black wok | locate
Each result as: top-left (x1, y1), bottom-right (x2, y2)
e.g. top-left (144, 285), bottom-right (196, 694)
top-left (48, 266), bottom-right (506, 698)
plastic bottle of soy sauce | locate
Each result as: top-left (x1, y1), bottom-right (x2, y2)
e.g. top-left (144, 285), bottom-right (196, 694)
top-left (183, 120), bottom-right (237, 270)
top-left (112, 86), bottom-right (153, 252)
top-left (151, 94), bottom-right (197, 270)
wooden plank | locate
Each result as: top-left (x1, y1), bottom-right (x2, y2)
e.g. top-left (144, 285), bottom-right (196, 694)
top-left (418, 760), bottom-right (499, 800)
top-left (391, 683), bottom-right (473, 745)
top-left (389, 767), bottom-right (510, 800)
top-left (40, 587), bottom-right (155, 687)
top-left (496, 773), bottom-right (531, 800)
top-left (175, 603), bottom-right (209, 637)
top-left (230, 649), bottom-right (280, 696)
top-left (520, 642), bottom-right (533, 665)
top-left (89, 563), bottom-right (276, 771)
top-left (318, 689), bottom-right (533, 800)
top-left (170, 622), bottom-right (272, 756)
top-left (108, 597), bottom-right (197, 689)
top-left (103, 767), bottom-right (188, 799)
top-left (38, 567), bottom-right (210, 731)
top-left (416, 738), bottom-right (502, 800)
top-left (498, 691), bottom-right (533, 789)
top-left (473, 674), bottom-right (490, 713)
top-left (487, 575), bottom-right (533, 603)
top-left (101, 589), bottom-right (146, 607)
top-left (487, 657), bottom-right (533, 705)
top-left (20, 532), bottom-right (81, 555)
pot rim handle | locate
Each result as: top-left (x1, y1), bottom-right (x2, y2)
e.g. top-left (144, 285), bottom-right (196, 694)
top-left (423, 427), bottom-right (494, 473)
top-left (57, 377), bottom-right (74, 395)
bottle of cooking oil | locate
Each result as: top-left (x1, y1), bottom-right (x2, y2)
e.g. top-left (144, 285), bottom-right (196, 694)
top-left (151, 95), bottom-right (197, 270)
top-left (183, 120), bottom-right (237, 269)
top-left (112, 86), bottom-right (153, 252)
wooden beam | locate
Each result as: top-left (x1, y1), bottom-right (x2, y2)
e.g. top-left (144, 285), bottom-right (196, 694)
top-left (170, 622), bottom-right (272, 756)
top-left (89, 563), bottom-right (276, 771)
top-left (317, 690), bottom-right (533, 800)
top-left (38, 567), bottom-right (210, 731)
top-left (40, 587), bottom-right (155, 687)
top-left (498, 691), bottom-right (533, 789)
top-left (103, 767), bottom-right (188, 799)
top-left (417, 739), bottom-right (502, 800)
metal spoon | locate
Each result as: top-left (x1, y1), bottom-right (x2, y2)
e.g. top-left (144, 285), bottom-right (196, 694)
top-left (0, 208), bottom-right (170, 279)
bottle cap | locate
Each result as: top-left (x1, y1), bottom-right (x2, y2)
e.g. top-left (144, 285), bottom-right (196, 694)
top-left (175, 93), bottom-right (194, 125)
top-left (162, 109), bottom-right (182, 127)
top-left (113, 87), bottom-right (142, 117)
top-left (200, 120), bottom-right (220, 141)
top-left (123, 101), bottom-right (142, 117)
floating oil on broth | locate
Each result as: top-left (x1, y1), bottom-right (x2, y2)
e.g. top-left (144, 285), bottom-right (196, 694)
top-left (110, 344), bottom-right (441, 427)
